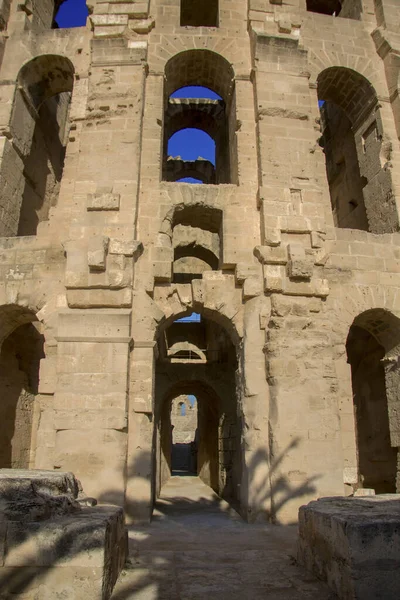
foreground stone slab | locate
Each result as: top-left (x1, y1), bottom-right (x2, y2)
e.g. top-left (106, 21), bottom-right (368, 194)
top-left (297, 495), bottom-right (400, 600)
top-left (0, 469), bottom-right (128, 599)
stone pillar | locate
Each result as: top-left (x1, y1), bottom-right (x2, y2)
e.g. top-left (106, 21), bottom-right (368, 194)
top-left (54, 310), bottom-right (132, 506)
top-left (125, 341), bottom-right (156, 524)
top-left (384, 351), bottom-right (400, 491)
top-left (241, 296), bottom-right (272, 522)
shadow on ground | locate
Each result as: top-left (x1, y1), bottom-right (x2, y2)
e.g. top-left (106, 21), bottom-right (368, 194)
top-left (0, 445), bottom-right (335, 599)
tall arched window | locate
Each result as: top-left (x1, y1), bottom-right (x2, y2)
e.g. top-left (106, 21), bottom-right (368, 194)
top-left (346, 310), bottom-right (400, 494)
top-left (162, 50), bottom-right (238, 185)
top-left (10, 55), bottom-right (75, 235)
top-left (0, 306), bottom-right (44, 469)
top-left (317, 67), bottom-right (398, 233)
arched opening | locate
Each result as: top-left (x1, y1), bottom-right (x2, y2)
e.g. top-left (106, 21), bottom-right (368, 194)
top-left (180, 0), bottom-right (219, 27)
top-left (166, 128), bottom-right (216, 184)
top-left (346, 310), bottom-right (400, 493)
top-left (154, 310), bottom-right (242, 512)
top-left (317, 67), bottom-right (396, 233)
top-left (10, 55), bottom-right (75, 236)
top-left (163, 52), bottom-right (238, 184)
top-left (319, 100), bottom-right (368, 230)
top-left (169, 204), bottom-right (222, 283)
top-left (170, 395), bottom-right (198, 474)
top-left (0, 306), bottom-right (44, 469)
top-left (306, 0), bottom-right (342, 14)
top-left (53, 0), bottom-right (88, 28)
top-left (306, 0), bottom-right (362, 18)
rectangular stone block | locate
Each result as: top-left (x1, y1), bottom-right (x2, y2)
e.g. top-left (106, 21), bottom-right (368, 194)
top-left (87, 192), bottom-right (120, 211)
top-left (57, 310), bottom-right (131, 340)
top-left (298, 496), bottom-right (400, 600)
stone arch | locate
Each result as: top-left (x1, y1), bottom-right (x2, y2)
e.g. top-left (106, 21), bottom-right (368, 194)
top-left (162, 50), bottom-right (238, 184)
top-left (308, 50), bottom-right (384, 96)
top-left (17, 54), bottom-right (75, 111)
top-left (164, 50), bottom-right (235, 105)
top-left (153, 304), bottom-right (243, 510)
top-left (168, 342), bottom-right (207, 361)
top-left (3, 54), bottom-right (75, 236)
top-left (0, 303), bottom-right (38, 346)
top-left (157, 306), bottom-right (242, 349)
top-left (166, 100), bottom-right (224, 142)
top-left (174, 244), bottom-right (219, 270)
top-left (164, 158), bottom-right (216, 184)
top-left (346, 309), bottom-right (400, 493)
top-left (317, 67), bottom-right (378, 129)
top-left (316, 67), bottom-right (398, 233)
top-left (328, 287), bottom-right (400, 344)
top-left (0, 304), bottom-right (44, 470)
top-left (158, 201), bottom-right (223, 283)
top-left (324, 291), bottom-right (400, 494)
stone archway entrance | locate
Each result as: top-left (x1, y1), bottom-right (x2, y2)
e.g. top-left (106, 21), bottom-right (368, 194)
top-left (0, 305), bottom-right (44, 469)
top-left (153, 310), bottom-right (243, 513)
top-left (346, 309), bottom-right (400, 493)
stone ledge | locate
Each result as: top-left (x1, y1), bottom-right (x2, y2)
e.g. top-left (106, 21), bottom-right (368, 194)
top-left (0, 469), bottom-right (127, 599)
top-left (298, 495), bottom-right (400, 600)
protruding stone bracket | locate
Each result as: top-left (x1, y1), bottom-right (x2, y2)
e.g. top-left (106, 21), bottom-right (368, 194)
top-left (109, 239), bottom-right (143, 260)
top-left (87, 186), bottom-right (120, 211)
top-left (288, 243), bottom-right (313, 281)
top-left (88, 236), bottom-right (109, 272)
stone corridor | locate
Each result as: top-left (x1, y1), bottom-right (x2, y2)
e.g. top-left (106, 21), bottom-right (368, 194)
top-left (111, 477), bottom-right (336, 600)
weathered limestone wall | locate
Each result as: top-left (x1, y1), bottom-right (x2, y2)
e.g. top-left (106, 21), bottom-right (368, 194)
top-left (171, 395), bottom-right (197, 444)
top-left (0, 0), bottom-right (399, 528)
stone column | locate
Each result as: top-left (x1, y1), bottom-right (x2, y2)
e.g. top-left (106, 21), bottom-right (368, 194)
top-left (241, 296), bottom-right (272, 522)
top-left (383, 351), bottom-right (400, 491)
top-left (53, 310), bottom-right (132, 505)
top-left (125, 341), bottom-right (156, 524)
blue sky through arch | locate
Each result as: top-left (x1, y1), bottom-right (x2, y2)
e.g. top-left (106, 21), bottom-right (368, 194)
top-left (55, 0), bottom-right (88, 27)
top-left (168, 129), bottom-right (215, 165)
top-left (175, 313), bottom-right (201, 323)
top-left (168, 86), bottom-right (220, 170)
top-left (178, 178), bottom-right (203, 184)
top-left (171, 86), bottom-right (222, 101)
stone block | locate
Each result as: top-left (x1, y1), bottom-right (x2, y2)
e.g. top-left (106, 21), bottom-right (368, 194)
top-left (153, 261), bottom-right (172, 282)
top-left (278, 19), bottom-right (291, 34)
top-left (243, 276), bottom-right (263, 299)
top-left (129, 17), bottom-right (155, 34)
top-left (88, 236), bottom-right (109, 272)
top-left (67, 288), bottom-right (133, 308)
top-left (264, 275), bottom-right (283, 293)
top-left (298, 496), bottom-right (400, 600)
top-left (57, 310), bottom-right (131, 340)
top-left (310, 231), bottom-right (325, 249)
top-left (288, 243), bottom-right (313, 280)
top-left (87, 192), bottom-right (120, 211)
top-left (254, 245), bottom-right (288, 265)
top-left (263, 227), bottom-right (281, 247)
top-left (109, 239), bottom-right (143, 257)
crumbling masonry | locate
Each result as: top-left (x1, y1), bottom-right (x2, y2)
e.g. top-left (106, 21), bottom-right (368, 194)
top-left (0, 0), bottom-right (400, 528)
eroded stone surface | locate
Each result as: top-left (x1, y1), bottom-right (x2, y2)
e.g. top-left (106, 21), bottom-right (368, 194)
top-left (0, 469), bottom-right (128, 600)
top-left (298, 495), bottom-right (400, 599)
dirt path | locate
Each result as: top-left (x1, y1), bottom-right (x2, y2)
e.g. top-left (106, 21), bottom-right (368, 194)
top-left (111, 476), bottom-right (336, 600)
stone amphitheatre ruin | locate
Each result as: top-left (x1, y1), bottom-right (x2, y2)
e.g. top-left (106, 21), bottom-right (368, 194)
top-left (0, 0), bottom-right (400, 597)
